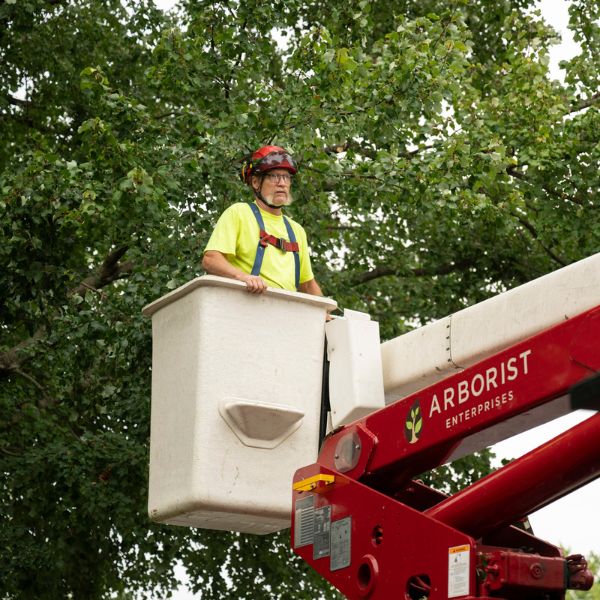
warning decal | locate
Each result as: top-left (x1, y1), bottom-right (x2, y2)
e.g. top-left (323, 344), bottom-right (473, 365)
top-left (294, 495), bottom-right (315, 548)
top-left (330, 517), bottom-right (352, 571)
top-left (448, 544), bottom-right (470, 598)
top-left (313, 505), bottom-right (332, 560)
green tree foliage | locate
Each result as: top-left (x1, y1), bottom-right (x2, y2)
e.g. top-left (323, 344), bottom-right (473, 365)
top-left (1, 0), bottom-right (598, 598)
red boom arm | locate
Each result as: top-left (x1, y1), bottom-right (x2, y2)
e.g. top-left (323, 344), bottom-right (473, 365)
top-left (292, 307), bottom-right (600, 599)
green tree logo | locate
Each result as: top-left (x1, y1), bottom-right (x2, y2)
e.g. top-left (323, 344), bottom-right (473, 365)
top-left (404, 400), bottom-right (423, 444)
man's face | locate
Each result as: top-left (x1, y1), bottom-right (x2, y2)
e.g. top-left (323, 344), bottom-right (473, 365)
top-left (252, 168), bottom-right (294, 206)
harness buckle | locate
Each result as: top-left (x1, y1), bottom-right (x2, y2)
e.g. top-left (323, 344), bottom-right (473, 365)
top-left (259, 231), bottom-right (270, 248)
top-left (277, 237), bottom-right (287, 253)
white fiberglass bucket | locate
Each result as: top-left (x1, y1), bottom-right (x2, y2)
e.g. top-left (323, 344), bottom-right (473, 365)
top-left (143, 276), bottom-right (336, 534)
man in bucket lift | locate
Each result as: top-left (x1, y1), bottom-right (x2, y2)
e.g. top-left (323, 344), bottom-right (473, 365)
top-left (202, 146), bottom-right (324, 296)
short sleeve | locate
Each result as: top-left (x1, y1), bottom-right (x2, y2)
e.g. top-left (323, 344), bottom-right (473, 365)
top-left (203, 205), bottom-right (241, 257)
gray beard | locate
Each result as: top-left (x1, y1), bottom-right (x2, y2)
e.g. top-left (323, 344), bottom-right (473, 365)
top-left (261, 190), bottom-right (294, 207)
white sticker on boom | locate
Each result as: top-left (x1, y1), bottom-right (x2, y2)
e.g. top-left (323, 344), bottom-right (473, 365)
top-left (448, 544), bottom-right (470, 598)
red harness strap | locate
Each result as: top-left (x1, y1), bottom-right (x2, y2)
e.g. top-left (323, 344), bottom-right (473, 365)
top-left (259, 230), bottom-right (299, 253)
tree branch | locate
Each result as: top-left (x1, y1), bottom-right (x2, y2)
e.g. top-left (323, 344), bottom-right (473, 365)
top-left (0, 338), bottom-right (53, 408)
top-left (323, 140), bottom-right (380, 160)
top-left (0, 0), bottom-right (55, 6)
top-left (0, 327), bottom-right (45, 374)
top-left (511, 212), bottom-right (567, 267)
top-left (68, 245), bottom-right (133, 297)
top-left (569, 92), bottom-right (600, 114)
top-left (323, 141), bottom-right (352, 155)
top-left (7, 94), bottom-right (30, 108)
top-left (154, 110), bottom-right (184, 120)
top-left (12, 368), bottom-right (46, 392)
top-left (0, 445), bottom-right (22, 457)
top-left (350, 258), bottom-right (474, 286)
top-left (506, 165), bottom-right (596, 209)
top-left (1, 247), bottom-right (134, 386)
top-left (13, 368), bottom-right (56, 409)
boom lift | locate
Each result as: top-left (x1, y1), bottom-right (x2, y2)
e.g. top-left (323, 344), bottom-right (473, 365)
top-left (144, 254), bottom-right (600, 600)
top-left (292, 305), bottom-right (599, 599)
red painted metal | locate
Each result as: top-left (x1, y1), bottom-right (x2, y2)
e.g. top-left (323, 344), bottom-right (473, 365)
top-left (292, 306), bottom-right (600, 599)
top-left (477, 549), bottom-right (566, 597)
top-left (317, 307), bottom-right (600, 490)
top-left (567, 554), bottom-right (595, 590)
top-left (292, 464), bottom-right (479, 600)
top-left (425, 412), bottom-right (600, 538)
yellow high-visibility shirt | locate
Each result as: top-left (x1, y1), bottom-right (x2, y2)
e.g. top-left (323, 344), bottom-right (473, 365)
top-left (203, 202), bottom-right (315, 291)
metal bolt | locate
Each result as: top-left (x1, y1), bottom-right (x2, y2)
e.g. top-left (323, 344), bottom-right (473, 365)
top-left (530, 563), bottom-right (544, 579)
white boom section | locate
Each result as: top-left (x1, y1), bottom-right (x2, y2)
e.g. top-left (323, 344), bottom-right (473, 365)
top-left (382, 253), bottom-right (600, 404)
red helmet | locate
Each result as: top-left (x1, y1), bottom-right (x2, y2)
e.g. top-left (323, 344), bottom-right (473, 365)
top-left (240, 145), bottom-right (298, 184)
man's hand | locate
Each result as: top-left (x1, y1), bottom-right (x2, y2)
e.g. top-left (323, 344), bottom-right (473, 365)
top-left (202, 251), bottom-right (267, 293)
top-left (237, 273), bottom-right (268, 294)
